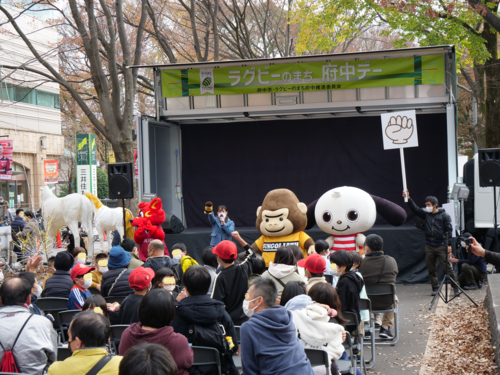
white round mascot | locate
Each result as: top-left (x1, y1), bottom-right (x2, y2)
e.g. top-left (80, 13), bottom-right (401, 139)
top-left (307, 186), bottom-right (407, 254)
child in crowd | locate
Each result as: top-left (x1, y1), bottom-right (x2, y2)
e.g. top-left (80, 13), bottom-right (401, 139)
top-left (351, 252), bottom-right (369, 327)
top-left (201, 246), bottom-right (217, 296)
top-left (68, 264), bottom-right (95, 310)
top-left (211, 238), bottom-right (256, 325)
top-left (118, 266), bottom-right (155, 325)
top-left (91, 252), bottom-right (109, 292)
top-left (316, 239), bottom-right (334, 278)
top-left (42, 256), bottom-right (56, 288)
top-left (330, 250), bottom-right (364, 324)
top-left (71, 247), bottom-right (87, 269)
top-left (289, 245), bottom-right (306, 278)
top-left (171, 243), bottom-right (199, 273)
top-left (153, 267), bottom-right (178, 298)
top-left (298, 253), bottom-right (328, 292)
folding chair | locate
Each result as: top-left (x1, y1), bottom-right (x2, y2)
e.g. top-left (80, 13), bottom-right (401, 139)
top-left (337, 331), bottom-right (356, 375)
top-left (88, 287), bottom-right (100, 295)
top-left (324, 274), bottom-right (334, 284)
top-left (58, 310), bottom-right (81, 343)
top-left (105, 296), bottom-right (126, 305)
top-left (192, 346), bottom-right (221, 375)
top-left (234, 325), bottom-right (241, 344)
top-left (57, 346), bottom-right (72, 361)
top-left (341, 311), bottom-right (366, 375)
top-left (305, 348), bottom-right (330, 375)
top-left (110, 324), bottom-right (130, 353)
top-left (36, 297), bottom-right (69, 329)
top-left (359, 298), bottom-right (375, 369)
top-left (232, 326), bottom-right (242, 373)
top-left (365, 283), bottom-right (399, 346)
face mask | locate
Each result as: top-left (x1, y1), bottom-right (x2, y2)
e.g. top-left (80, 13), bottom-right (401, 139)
top-left (163, 284), bottom-right (176, 292)
top-left (243, 297), bottom-right (259, 318)
top-left (219, 213), bottom-right (226, 218)
top-left (461, 241), bottom-right (467, 248)
top-left (81, 278), bottom-right (92, 289)
top-left (98, 267), bottom-right (108, 273)
top-left (33, 285), bottom-right (42, 298)
top-left (173, 254), bottom-right (182, 261)
top-left (76, 258), bottom-right (85, 264)
top-left (425, 207), bottom-right (433, 213)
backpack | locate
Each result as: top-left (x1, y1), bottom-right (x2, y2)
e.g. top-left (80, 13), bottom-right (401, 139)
top-left (0, 315), bottom-right (33, 373)
top-left (187, 321), bottom-right (237, 375)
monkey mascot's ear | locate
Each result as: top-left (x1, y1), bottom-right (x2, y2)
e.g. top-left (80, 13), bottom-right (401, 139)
top-left (204, 201), bottom-right (213, 214)
top-left (305, 200), bottom-right (318, 230)
top-left (370, 195), bottom-right (407, 226)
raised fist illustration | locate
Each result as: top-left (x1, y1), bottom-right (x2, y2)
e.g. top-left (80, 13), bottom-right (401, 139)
top-left (385, 115), bottom-right (414, 144)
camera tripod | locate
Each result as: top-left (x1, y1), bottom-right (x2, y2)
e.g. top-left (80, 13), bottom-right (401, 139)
top-left (429, 241), bottom-right (478, 310)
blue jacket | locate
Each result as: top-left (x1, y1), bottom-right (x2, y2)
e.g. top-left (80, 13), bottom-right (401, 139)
top-left (11, 215), bottom-right (24, 247)
top-left (240, 306), bottom-right (314, 375)
top-left (208, 212), bottom-right (234, 246)
top-left (458, 252), bottom-right (488, 274)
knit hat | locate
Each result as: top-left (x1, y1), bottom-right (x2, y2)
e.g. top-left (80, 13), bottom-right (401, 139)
top-left (298, 253), bottom-right (326, 274)
top-left (54, 251), bottom-right (74, 271)
top-left (129, 266), bottom-right (155, 290)
top-left (70, 264), bottom-right (95, 281)
top-left (108, 246), bottom-right (131, 268)
top-left (212, 240), bottom-right (237, 260)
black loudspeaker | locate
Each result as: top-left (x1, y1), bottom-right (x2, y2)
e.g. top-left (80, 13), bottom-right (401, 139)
top-left (108, 162), bottom-right (134, 199)
top-left (163, 214), bottom-right (184, 234)
top-left (478, 149), bottom-right (500, 187)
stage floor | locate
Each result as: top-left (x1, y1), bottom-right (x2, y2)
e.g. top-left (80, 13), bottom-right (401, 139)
top-left (164, 225), bottom-right (432, 284)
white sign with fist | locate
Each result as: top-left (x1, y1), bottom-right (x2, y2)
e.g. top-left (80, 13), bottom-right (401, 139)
top-left (380, 110), bottom-right (418, 150)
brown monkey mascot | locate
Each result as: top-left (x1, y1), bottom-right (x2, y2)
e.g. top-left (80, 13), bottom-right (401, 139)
top-left (251, 189), bottom-right (315, 266)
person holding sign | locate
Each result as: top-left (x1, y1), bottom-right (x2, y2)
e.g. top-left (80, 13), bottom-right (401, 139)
top-left (402, 190), bottom-right (459, 296)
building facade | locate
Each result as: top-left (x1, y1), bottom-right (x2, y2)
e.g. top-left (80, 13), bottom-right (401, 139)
top-left (0, 5), bottom-right (64, 210)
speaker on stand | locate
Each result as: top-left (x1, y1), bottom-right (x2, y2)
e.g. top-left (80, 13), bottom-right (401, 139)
top-left (478, 149), bottom-right (500, 255)
top-left (163, 214), bottom-right (185, 234)
top-left (108, 162), bottom-right (134, 241)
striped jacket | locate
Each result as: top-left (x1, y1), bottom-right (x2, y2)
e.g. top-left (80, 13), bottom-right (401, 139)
top-left (68, 285), bottom-right (91, 310)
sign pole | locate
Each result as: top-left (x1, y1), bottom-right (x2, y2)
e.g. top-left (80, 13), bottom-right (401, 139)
top-left (400, 148), bottom-right (408, 202)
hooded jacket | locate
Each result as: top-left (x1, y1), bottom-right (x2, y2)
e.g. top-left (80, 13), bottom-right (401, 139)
top-left (100, 268), bottom-right (134, 297)
top-left (336, 271), bottom-right (364, 321)
top-left (290, 303), bottom-right (345, 362)
top-left (262, 263), bottom-right (305, 295)
top-left (240, 306), bottom-right (314, 375)
top-left (119, 323), bottom-right (193, 375)
top-left (42, 270), bottom-right (73, 298)
top-left (0, 305), bottom-right (58, 375)
top-left (407, 198), bottom-right (452, 245)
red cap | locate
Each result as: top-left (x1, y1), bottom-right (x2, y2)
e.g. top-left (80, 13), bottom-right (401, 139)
top-left (70, 264), bottom-right (96, 281)
top-left (212, 240), bottom-right (237, 260)
top-left (298, 254), bottom-right (326, 274)
top-left (129, 266), bottom-right (155, 290)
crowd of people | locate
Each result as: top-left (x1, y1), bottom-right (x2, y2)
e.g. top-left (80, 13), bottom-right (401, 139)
top-left (0, 192), bottom-right (495, 375)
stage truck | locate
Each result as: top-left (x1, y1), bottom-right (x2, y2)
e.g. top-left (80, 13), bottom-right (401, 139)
top-left (130, 46), bottom-right (460, 258)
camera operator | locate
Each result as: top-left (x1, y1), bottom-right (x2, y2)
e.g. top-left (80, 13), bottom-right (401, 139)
top-left (449, 233), bottom-right (487, 290)
top-left (402, 190), bottom-right (459, 296)
top-left (469, 237), bottom-right (500, 269)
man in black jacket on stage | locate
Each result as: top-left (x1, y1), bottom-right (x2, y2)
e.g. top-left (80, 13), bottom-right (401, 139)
top-left (403, 190), bottom-right (459, 296)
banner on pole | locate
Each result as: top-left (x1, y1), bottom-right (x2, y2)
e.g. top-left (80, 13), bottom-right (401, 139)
top-left (44, 160), bottom-right (59, 184)
top-left (108, 151), bottom-right (116, 164)
top-left (76, 134), bottom-right (97, 194)
top-left (162, 55), bottom-right (445, 98)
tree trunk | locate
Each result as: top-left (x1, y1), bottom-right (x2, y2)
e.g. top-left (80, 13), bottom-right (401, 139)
top-left (482, 25), bottom-right (500, 148)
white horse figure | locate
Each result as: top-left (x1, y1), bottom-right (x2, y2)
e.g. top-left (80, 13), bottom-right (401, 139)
top-left (40, 186), bottom-right (94, 257)
top-left (84, 192), bottom-right (134, 250)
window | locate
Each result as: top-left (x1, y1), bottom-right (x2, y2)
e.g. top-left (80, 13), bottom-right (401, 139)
top-left (0, 83), bottom-right (60, 109)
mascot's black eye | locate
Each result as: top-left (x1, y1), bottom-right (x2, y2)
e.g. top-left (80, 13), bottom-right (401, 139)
top-left (266, 219), bottom-right (269, 222)
top-left (279, 217), bottom-right (283, 221)
top-left (322, 211), bottom-right (332, 223)
top-left (346, 210), bottom-right (359, 222)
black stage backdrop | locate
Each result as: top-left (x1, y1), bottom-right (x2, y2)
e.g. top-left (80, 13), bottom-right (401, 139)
top-left (181, 114), bottom-right (449, 229)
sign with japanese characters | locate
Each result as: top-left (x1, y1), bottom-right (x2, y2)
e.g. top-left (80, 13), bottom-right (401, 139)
top-left (76, 134), bottom-right (97, 194)
top-left (0, 140), bottom-right (13, 180)
top-left (161, 55), bottom-right (444, 98)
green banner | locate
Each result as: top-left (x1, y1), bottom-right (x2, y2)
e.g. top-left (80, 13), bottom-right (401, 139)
top-left (161, 55), bottom-right (444, 98)
top-left (76, 134), bottom-right (97, 194)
